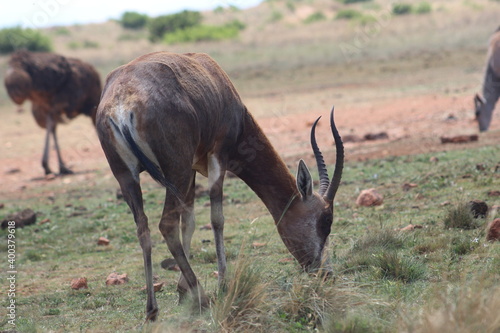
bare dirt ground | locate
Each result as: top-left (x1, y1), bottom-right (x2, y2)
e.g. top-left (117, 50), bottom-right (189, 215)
top-left (1, 88), bottom-right (498, 202)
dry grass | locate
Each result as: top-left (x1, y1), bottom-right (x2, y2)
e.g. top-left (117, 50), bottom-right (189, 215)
top-left (212, 249), bottom-right (269, 332)
top-left (401, 283), bottom-right (500, 333)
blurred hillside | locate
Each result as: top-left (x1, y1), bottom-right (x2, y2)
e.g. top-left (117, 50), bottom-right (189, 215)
top-left (0, 0), bottom-right (498, 117)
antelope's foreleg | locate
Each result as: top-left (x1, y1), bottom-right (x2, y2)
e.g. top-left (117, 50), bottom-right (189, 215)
top-left (208, 155), bottom-right (227, 286)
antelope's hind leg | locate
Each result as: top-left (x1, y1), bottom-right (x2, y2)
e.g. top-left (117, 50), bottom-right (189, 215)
top-left (103, 149), bottom-right (158, 321)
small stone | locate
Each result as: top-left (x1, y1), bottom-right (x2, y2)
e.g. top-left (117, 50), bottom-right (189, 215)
top-left (142, 282), bottom-right (164, 292)
top-left (199, 224), bottom-right (212, 230)
top-left (97, 237), bottom-right (110, 246)
top-left (486, 218), bottom-right (500, 242)
top-left (160, 258), bottom-right (180, 271)
top-left (402, 183), bottom-right (418, 191)
top-left (356, 188), bottom-right (383, 207)
top-left (106, 272), bottom-right (128, 285)
top-left (71, 277), bottom-right (88, 290)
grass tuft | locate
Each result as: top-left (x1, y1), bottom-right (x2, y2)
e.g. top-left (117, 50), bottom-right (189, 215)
top-left (374, 251), bottom-right (427, 283)
top-left (212, 251), bottom-right (268, 332)
top-left (443, 202), bottom-right (482, 230)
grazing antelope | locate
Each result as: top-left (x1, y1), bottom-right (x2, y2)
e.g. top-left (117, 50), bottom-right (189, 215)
top-left (96, 51), bottom-right (344, 321)
top-left (4, 50), bottom-right (101, 175)
top-left (475, 27), bottom-right (500, 131)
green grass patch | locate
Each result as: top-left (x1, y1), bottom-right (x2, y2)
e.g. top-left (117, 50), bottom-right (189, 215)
top-left (1, 145), bottom-right (499, 332)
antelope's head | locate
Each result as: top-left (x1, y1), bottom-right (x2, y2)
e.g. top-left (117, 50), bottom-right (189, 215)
top-left (474, 94), bottom-right (489, 132)
top-left (277, 108), bottom-right (344, 275)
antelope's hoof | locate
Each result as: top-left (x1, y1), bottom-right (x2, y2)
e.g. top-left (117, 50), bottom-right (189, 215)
top-left (144, 308), bottom-right (159, 322)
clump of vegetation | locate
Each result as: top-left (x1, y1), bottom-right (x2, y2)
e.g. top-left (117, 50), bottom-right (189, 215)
top-left (336, 8), bottom-right (363, 20)
top-left (119, 11), bottom-right (149, 29)
top-left (303, 11), bottom-right (327, 24)
top-left (163, 20), bottom-right (245, 44)
top-left (403, 284), bottom-right (500, 333)
top-left (148, 10), bottom-right (202, 42)
top-left (0, 27), bottom-right (52, 54)
top-left (212, 253), bottom-right (268, 332)
top-left (392, 3), bottom-right (413, 15)
top-left (374, 251), bottom-right (427, 283)
top-left (342, 229), bottom-right (405, 272)
top-left (415, 1), bottom-right (432, 14)
top-left (443, 202), bottom-right (481, 230)
top-left (269, 10), bottom-right (284, 23)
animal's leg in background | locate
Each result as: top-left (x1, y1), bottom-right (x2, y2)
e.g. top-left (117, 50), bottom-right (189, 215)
top-left (208, 155), bottom-right (227, 286)
top-left (51, 122), bottom-right (73, 174)
top-left (42, 116), bottom-right (53, 175)
top-left (177, 172), bottom-right (196, 298)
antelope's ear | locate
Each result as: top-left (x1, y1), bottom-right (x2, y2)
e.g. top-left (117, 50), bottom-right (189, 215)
top-left (296, 159), bottom-right (313, 200)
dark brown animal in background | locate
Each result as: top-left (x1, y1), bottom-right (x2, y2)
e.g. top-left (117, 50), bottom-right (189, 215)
top-left (474, 27), bottom-right (500, 132)
top-left (4, 50), bottom-right (102, 175)
top-left (96, 52), bottom-right (344, 321)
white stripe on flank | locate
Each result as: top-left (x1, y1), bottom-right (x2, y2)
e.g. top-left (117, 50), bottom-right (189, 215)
top-left (111, 104), bottom-right (162, 180)
top-left (207, 154), bottom-right (221, 190)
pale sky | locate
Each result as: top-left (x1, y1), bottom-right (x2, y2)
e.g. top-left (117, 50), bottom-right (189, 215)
top-left (0, 0), bottom-right (263, 29)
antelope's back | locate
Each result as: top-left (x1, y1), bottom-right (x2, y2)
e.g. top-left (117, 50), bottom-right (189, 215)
top-left (97, 52), bottom-right (247, 159)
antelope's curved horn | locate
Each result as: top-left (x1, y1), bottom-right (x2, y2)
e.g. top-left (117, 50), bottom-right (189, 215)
top-left (310, 116), bottom-right (330, 196)
top-left (324, 106), bottom-right (344, 204)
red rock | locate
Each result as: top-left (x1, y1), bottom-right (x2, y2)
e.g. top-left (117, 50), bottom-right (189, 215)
top-left (141, 282), bottom-right (164, 292)
top-left (106, 273), bottom-right (129, 285)
top-left (356, 188), bottom-right (383, 207)
top-left (71, 277), bottom-right (88, 290)
top-left (402, 183), bottom-right (418, 191)
top-left (97, 237), bottom-right (110, 246)
top-left (486, 218), bottom-right (500, 242)
top-left (397, 224), bottom-right (423, 232)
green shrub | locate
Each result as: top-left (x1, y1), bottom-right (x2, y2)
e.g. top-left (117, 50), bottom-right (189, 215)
top-left (392, 3), bottom-right (413, 15)
top-left (148, 10), bottom-right (202, 42)
top-left (414, 1), bottom-right (432, 14)
top-left (303, 11), bottom-right (326, 24)
top-left (163, 20), bottom-right (245, 44)
top-left (336, 9), bottom-right (362, 20)
top-left (0, 27), bottom-right (52, 54)
top-left (120, 11), bottom-right (149, 29)
top-left (269, 10), bottom-right (284, 23)
top-left (357, 14), bottom-right (378, 25)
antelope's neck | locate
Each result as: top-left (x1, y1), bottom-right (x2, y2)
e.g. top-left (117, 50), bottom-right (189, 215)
top-left (229, 112), bottom-right (299, 223)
